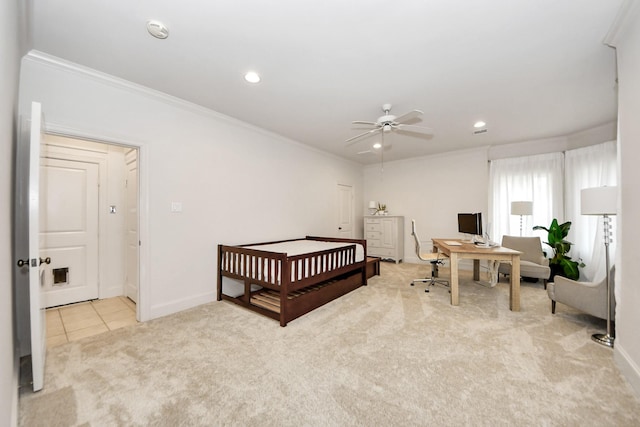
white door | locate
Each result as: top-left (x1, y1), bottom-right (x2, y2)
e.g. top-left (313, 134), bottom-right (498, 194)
top-left (15, 102), bottom-right (46, 391)
top-left (337, 184), bottom-right (353, 238)
top-left (40, 158), bottom-right (99, 307)
top-left (124, 149), bottom-right (139, 303)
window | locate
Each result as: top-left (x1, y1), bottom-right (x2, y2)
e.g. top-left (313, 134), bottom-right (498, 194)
top-left (489, 141), bottom-right (616, 280)
top-left (489, 152), bottom-right (564, 244)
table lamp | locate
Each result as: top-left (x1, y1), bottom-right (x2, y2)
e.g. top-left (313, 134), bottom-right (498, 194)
top-left (581, 186), bottom-right (617, 348)
top-left (511, 201), bottom-right (533, 236)
top-left (368, 201), bottom-right (377, 215)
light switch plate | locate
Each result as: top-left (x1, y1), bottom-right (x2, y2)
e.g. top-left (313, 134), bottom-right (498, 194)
top-left (171, 202), bottom-right (183, 213)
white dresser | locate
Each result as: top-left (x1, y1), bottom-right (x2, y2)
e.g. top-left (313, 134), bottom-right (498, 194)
top-left (364, 216), bottom-right (404, 263)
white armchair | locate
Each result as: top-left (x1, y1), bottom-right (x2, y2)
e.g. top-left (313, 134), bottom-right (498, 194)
top-left (546, 267), bottom-right (615, 320)
top-left (498, 236), bottom-right (551, 288)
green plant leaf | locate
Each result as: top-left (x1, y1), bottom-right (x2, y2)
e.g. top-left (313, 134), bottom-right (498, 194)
top-left (559, 257), bottom-right (580, 280)
top-left (533, 218), bottom-right (583, 279)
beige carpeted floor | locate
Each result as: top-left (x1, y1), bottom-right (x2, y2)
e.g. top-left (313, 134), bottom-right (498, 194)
top-left (19, 262), bottom-right (640, 426)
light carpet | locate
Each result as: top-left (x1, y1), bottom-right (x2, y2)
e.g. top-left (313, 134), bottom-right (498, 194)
top-left (19, 262), bottom-right (640, 426)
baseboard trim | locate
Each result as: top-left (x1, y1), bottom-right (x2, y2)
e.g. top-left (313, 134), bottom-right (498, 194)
top-left (149, 291), bottom-right (215, 320)
top-left (99, 286), bottom-right (126, 300)
top-left (614, 343), bottom-right (640, 398)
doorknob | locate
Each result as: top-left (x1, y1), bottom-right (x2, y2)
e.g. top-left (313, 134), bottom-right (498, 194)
top-left (17, 259), bottom-right (29, 268)
top-left (338, 227), bottom-right (342, 230)
top-left (39, 257), bottom-right (51, 265)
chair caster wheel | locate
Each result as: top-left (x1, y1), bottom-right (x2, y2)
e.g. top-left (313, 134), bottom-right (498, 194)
top-left (425, 289), bottom-right (429, 293)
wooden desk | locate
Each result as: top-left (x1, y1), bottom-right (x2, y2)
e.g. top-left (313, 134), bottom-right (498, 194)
top-left (432, 239), bottom-right (522, 311)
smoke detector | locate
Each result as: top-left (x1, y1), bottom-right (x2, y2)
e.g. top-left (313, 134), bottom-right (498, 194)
top-left (147, 20), bottom-right (169, 39)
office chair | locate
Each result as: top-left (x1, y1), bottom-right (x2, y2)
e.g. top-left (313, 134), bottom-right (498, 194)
top-left (410, 219), bottom-right (449, 292)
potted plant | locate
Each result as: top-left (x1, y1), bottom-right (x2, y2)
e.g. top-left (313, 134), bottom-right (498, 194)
top-left (533, 218), bottom-right (584, 280)
top-left (377, 203), bottom-right (387, 215)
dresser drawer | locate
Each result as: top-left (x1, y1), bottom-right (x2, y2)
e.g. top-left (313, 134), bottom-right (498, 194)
top-left (365, 218), bottom-right (381, 225)
top-left (369, 247), bottom-right (396, 257)
top-left (365, 223), bottom-right (381, 232)
top-left (366, 232), bottom-right (380, 240)
top-left (366, 239), bottom-right (381, 248)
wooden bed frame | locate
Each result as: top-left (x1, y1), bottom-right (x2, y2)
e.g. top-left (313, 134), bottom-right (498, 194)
top-left (217, 236), bottom-right (367, 326)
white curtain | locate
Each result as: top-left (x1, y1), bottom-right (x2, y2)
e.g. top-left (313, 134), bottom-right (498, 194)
top-left (489, 152), bottom-right (564, 246)
top-left (565, 140), bottom-right (617, 281)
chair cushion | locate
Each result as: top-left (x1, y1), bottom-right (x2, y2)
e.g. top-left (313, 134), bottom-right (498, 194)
top-left (501, 236), bottom-right (548, 265)
top-left (498, 260), bottom-right (550, 280)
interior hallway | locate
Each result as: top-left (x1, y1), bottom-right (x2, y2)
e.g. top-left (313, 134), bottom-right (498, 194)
top-left (45, 296), bottom-right (137, 348)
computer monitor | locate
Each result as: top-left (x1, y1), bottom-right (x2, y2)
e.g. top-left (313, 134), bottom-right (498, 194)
top-left (458, 213), bottom-right (483, 236)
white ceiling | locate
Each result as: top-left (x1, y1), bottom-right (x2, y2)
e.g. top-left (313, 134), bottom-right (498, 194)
top-left (29, 0), bottom-right (623, 164)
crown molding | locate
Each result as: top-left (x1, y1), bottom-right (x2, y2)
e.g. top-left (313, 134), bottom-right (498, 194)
top-left (603, 0), bottom-right (640, 47)
top-left (22, 50), bottom-right (362, 168)
top-left (22, 50), bottom-right (253, 126)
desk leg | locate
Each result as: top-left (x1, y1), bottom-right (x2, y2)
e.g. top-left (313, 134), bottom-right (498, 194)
top-left (473, 260), bottom-right (480, 281)
top-left (431, 245), bottom-right (439, 277)
top-left (450, 253), bottom-right (459, 306)
top-left (510, 256), bottom-right (521, 311)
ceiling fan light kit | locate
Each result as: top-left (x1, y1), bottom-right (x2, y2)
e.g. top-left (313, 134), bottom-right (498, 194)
top-left (244, 71), bottom-right (261, 83)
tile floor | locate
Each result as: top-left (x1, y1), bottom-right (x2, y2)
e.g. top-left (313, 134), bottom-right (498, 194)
top-left (46, 296), bottom-right (137, 348)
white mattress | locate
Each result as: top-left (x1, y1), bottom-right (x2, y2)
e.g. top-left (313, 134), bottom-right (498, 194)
top-left (221, 239), bottom-right (364, 297)
top-left (245, 240), bottom-right (365, 262)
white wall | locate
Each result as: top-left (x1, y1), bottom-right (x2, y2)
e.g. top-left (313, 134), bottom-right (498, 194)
top-left (18, 52), bottom-right (363, 321)
top-left (371, 123), bottom-right (618, 268)
top-left (1, 0), bottom-right (25, 423)
top-left (610, 1), bottom-right (640, 397)
top-left (363, 147), bottom-right (489, 266)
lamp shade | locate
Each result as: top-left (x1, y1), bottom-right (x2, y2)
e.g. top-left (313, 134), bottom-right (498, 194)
top-left (511, 201), bottom-right (533, 216)
top-left (368, 201), bottom-right (377, 209)
top-left (581, 186), bottom-right (617, 215)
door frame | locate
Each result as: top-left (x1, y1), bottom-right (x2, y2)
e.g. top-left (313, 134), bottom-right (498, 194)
top-left (44, 123), bottom-right (149, 322)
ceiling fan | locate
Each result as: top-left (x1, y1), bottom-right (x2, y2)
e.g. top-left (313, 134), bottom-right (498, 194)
top-left (346, 103), bottom-right (433, 144)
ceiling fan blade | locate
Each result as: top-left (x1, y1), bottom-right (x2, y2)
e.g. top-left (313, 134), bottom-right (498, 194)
top-left (352, 121), bottom-right (378, 126)
top-left (345, 128), bottom-right (380, 144)
top-left (395, 123), bottom-right (434, 134)
top-left (393, 109), bottom-right (424, 124)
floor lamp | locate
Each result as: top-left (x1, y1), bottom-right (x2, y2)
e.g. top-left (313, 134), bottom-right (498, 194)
top-left (511, 201), bottom-right (533, 236)
top-left (581, 186), bottom-right (617, 348)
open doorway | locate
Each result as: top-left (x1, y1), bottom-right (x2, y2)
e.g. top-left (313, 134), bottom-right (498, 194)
top-left (40, 134), bottom-right (140, 341)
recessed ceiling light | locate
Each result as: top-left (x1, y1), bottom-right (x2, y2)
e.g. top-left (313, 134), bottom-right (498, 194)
top-left (146, 20), bottom-right (169, 39)
top-left (244, 71), bottom-right (261, 83)
top-left (474, 121), bottom-right (486, 128)
top-left (373, 142), bottom-right (382, 149)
